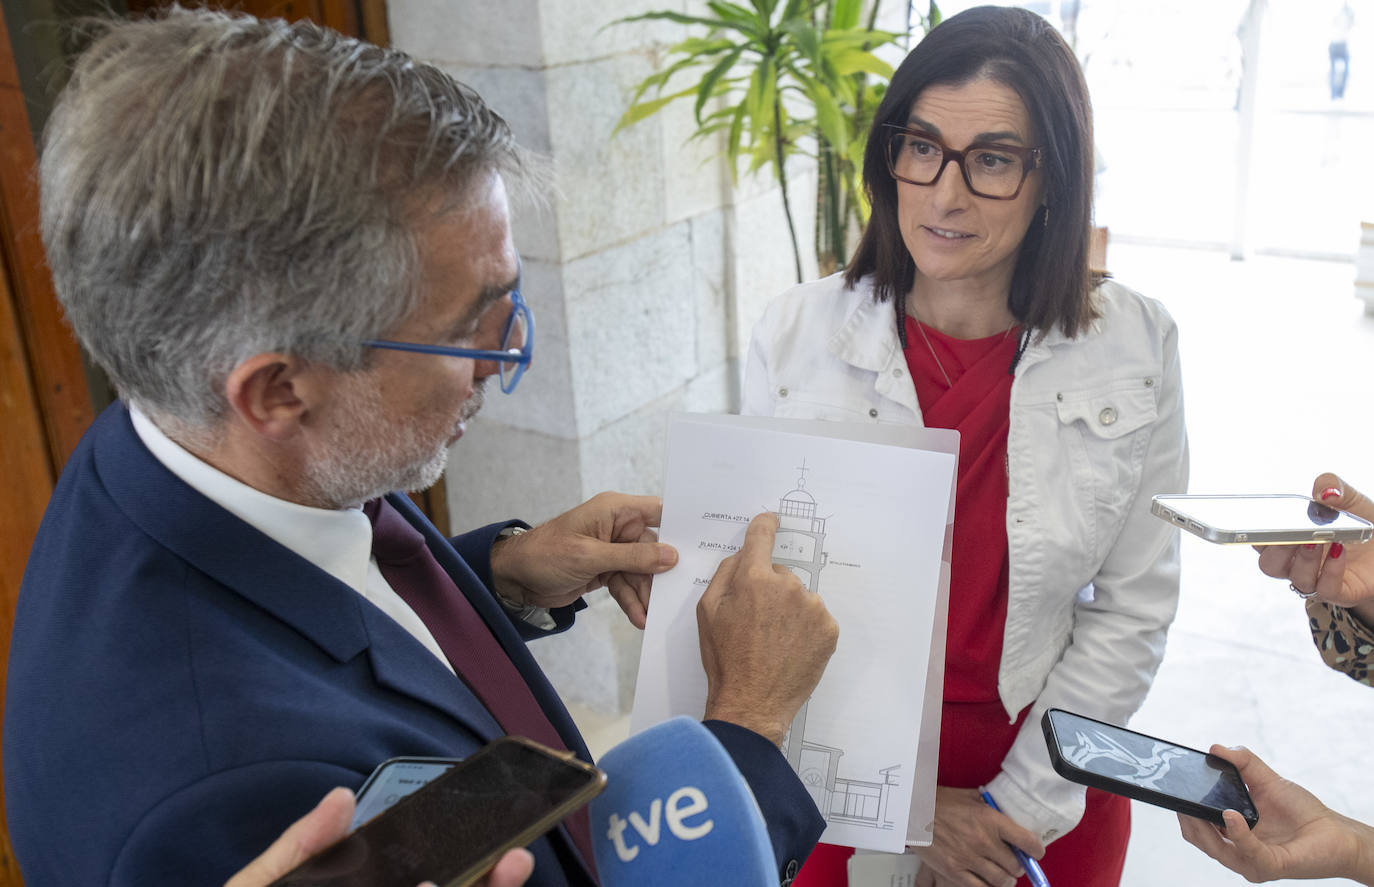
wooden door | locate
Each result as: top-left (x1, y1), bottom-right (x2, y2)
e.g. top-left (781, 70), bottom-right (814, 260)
top-left (0, 203), bottom-right (50, 887)
top-left (0, 5), bottom-right (95, 882)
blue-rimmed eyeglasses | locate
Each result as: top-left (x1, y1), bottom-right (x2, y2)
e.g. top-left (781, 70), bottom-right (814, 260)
top-left (363, 271), bottom-right (534, 394)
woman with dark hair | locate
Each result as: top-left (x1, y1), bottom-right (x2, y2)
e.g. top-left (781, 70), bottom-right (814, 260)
top-left (742, 7), bottom-right (1188, 886)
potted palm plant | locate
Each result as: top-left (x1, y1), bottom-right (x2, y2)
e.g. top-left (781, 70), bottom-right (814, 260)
top-left (614, 0), bottom-right (940, 281)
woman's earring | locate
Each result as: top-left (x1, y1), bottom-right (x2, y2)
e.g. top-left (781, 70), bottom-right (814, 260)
top-left (1042, 205), bottom-right (1050, 228)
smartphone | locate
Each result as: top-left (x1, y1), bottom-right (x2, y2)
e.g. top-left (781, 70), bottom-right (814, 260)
top-left (350, 757), bottom-right (461, 831)
top-left (1151, 493), bottom-right (1374, 545)
top-left (270, 737), bottom-right (607, 887)
top-left (1041, 708), bottom-right (1258, 829)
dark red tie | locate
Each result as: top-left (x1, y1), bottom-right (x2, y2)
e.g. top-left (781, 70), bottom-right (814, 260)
top-left (364, 497), bottom-right (597, 878)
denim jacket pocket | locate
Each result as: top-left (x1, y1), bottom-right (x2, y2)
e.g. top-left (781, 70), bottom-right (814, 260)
top-left (1054, 383), bottom-right (1158, 440)
top-left (1055, 381), bottom-right (1160, 538)
top-left (769, 382), bottom-right (878, 423)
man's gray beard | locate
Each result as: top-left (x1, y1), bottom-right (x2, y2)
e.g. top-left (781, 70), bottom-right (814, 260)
top-left (300, 379), bottom-right (486, 509)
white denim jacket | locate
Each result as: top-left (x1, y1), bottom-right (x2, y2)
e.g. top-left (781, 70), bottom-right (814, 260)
top-left (742, 273), bottom-right (1188, 844)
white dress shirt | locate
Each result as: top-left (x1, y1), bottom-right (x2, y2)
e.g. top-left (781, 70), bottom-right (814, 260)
top-left (130, 407), bottom-right (454, 673)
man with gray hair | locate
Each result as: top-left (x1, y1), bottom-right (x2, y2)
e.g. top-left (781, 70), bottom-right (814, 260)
top-left (4, 8), bottom-right (836, 886)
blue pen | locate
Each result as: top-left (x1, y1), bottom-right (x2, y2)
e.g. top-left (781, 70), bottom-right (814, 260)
top-left (979, 789), bottom-right (1051, 887)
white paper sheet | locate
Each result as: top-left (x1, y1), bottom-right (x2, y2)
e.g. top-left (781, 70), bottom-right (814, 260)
top-left (848, 848), bottom-right (922, 885)
top-left (630, 413), bottom-right (957, 853)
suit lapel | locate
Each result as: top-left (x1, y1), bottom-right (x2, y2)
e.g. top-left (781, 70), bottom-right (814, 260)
top-left (359, 605), bottom-right (507, 742)
top-left (94, 405), bottom-right (506, 742)
top-left (385, 493), bottom-right (593, 762)
top-left (385, 495), bottom-right (599, 883)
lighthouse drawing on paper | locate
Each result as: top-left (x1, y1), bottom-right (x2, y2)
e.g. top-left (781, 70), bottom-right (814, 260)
top-left (772, 460), bottom-right (897, 833)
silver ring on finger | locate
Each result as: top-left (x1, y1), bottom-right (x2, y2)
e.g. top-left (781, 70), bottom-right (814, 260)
top-left (1290, 582), bottom-right (1319, 600)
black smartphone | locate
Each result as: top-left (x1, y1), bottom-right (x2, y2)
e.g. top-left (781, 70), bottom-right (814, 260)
top-left (1041, 708), bottom-right (1258, 829)
top-left (269, 737), bottom-right (607, 887)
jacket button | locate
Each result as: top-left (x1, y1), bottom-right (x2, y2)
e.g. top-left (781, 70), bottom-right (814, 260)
top-left (869, 408), bottom-right (878, 418)
top-left (1056, 392), bottom-right (1063, 401)
top-left (779, 387), bottom-right (789, 397)
top-left (893, 367), bottom-right (903, 378)
top-left (1145, 377), bottom-right (1154, 387)
top-left (1098, 406), bottom-right (1118, 426)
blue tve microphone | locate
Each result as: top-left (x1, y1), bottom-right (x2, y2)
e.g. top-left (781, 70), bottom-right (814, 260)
top-left (590, 717), bottom-right (775, 886)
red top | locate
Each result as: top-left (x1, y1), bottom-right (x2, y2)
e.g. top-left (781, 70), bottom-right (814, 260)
top-left (903, 315), bottom-right (1019, 701)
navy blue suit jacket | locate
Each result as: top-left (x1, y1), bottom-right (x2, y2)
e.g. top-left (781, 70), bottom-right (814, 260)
top-left (4, 404), bottom-right (823, 886)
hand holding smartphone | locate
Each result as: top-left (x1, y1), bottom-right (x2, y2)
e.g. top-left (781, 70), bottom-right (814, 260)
top-left (1041, 709), bottom-right (1258, 829)
top-left (1151, 493), bottom-right (1374, 546)
top-left (269, 737), bottom-right (605, 887)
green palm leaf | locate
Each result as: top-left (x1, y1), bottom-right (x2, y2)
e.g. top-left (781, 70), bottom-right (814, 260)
top-left (614, 84), bottom-right (701, 133)
top-left (694, 45), bottom-right (748, 123)
top-left (612, 0), bottom-right (936, 281)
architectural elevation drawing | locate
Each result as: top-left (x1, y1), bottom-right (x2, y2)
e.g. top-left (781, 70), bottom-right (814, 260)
top-left (631, 413), bottom-right (958, 853)
top-left (773, 461), bottom-right (898, 833)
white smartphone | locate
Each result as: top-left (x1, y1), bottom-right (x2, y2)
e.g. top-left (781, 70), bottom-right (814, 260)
top-left (1151, 493), bottom-right (1374, 545)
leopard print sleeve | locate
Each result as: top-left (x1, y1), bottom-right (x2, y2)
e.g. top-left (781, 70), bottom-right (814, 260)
top-left (1308, 600), bottom-right (1374, 687)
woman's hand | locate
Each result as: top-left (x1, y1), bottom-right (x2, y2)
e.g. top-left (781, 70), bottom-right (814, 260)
top-left (1177, 745), bottom-right (1374, 884)
top-left (911, 786), bottom-right (1044, 887)
top-left (1257, 473), bottom-right (1374, 607)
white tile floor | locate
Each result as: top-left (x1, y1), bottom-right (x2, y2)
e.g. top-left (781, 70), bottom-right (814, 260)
top-left (569, 241), bottom-right (1374, 885)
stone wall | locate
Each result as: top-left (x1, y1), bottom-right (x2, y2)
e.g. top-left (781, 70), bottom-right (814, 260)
top-left (389, 0), bottom-right (818, 714)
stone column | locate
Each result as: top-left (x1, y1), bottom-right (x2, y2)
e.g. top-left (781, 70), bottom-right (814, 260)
top-left (389, 0), bottom-right (817, 714)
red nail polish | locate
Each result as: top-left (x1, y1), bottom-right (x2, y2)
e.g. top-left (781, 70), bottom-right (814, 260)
top-left (1331, 543), bottom-right (1345, 560)
top-left (1321, 487), bottom-right (1342, 501)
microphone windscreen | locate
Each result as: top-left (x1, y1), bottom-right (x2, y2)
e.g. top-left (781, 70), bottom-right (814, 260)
top-left (590, 717), bottom-right (775, 886)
